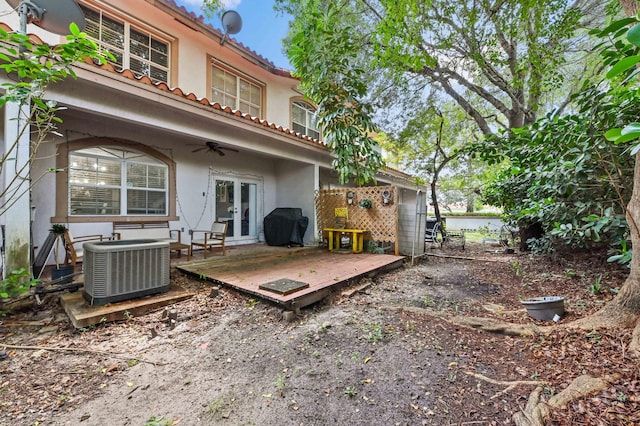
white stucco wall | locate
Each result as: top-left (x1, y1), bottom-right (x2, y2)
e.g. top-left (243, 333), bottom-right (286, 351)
top-left (440, 216), bottom-right (504, 232)
top-left (0, 1), bottom-right (300, 130)
top-left (398, 204), bottom-right (426, 257)
top-left (275, 160), bottom-right (316, 244)
top-left (27, 111), bottom-right (287, 256)
top-left (0, 1), bottom-right (423, 266)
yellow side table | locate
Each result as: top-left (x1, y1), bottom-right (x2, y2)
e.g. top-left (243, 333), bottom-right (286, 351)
top-left (324, 228), bottom-right (365, 253)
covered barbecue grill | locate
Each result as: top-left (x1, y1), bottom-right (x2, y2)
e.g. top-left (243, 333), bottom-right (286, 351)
top-left (263, 208), bottom-right (309, 247)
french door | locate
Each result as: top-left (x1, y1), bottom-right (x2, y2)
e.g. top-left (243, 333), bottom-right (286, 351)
top-left (214, 177), bottom-right (258, 242)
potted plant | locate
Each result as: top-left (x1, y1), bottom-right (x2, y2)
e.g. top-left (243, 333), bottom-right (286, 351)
top-left (358, 198), bottom-right (373, 209)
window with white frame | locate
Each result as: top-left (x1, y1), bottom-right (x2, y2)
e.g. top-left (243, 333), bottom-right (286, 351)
top-left (81, 5), bottom-right (169, 83)
top-left (292, 100), bottom-right (320, 139)
top-left (68, 147), bottom-right (168, 216)
top-left (211, 64), bottom-right (262, 117)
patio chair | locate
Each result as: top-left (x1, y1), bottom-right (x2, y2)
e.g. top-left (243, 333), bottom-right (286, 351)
top-left (190, 221), bottom-right (228, 258)
top-left (63, 230), bottom-right (106, 265)
top-left (425, 219), bottom-right (442, 245)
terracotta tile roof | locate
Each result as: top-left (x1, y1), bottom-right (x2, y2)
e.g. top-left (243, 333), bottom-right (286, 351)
top-left (0, 19), bottom-right (415, 184)
top-left (90, 58), bottom-right (413, 182)
top-left (84, 57), bottom-right (414, 182)
top-left (0, 22), bottom-right (321, 150)
top-left (88, 60), bottom-right (326, 148)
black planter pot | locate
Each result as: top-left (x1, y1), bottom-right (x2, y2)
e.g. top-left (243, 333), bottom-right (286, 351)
top-left (51, 265), bottom-right (74, 284)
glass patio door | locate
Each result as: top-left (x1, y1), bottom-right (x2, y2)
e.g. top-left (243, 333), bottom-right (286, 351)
top-left (214, 178), bottom-right (258, 241)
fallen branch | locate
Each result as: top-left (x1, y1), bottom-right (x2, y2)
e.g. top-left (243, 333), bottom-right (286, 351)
top-left (0, 343), bottom-right (167, 366)
top-left (0, 320), bottom-right (47, 327)
top-left (383, 305), bottom-right (540, 337)
top-left (342, 280), bottom-right (374, 297)
top-left (450, 315), bottom-right (540, 337)
top-left (423, 253), bottom-right (512, 263)
top-left (466, 371), bottom-right (545, 400)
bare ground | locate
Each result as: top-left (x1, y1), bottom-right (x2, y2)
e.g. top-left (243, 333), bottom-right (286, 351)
top-left (1, 242), bottom-right (638, 425)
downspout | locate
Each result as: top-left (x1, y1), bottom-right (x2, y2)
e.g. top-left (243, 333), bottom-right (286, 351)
top-left (411, 190), bottom-right (425, 266)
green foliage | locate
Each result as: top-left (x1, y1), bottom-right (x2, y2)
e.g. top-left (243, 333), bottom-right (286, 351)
top-left (144, 415), bottom-right (172, 426)
top-left (607, 239), bottom-right (632, 267)
top-left (277, 0), bottom-right (601, 208)
top-left (474, 9), bottom-right (640, 252)
top-left (199, 0), bottom-right (224, 19)
top-left (358, 198), bottom-right (372, 209)
top-left (245, 298), bottom-right (259, 310)
top-left (0, 268), bottom-right (37, 313)
top-left (365, 240), bottom-right (384, 254)
top-left (0, 24), bottom-right (110, 217)
top-left (364, 323), bottom-right (385, 344)
top-left (591, 274), bottom-right (603, 295)
top-left (476, 36), bottom-right (637, 251)
top-left (0, 23), bottom-right (108, 107)
top-left (599, 17), bottom-right (640, 152)
top-left (49, 224), bottom-right (67, 235)
top-left (391, 102), bottom-right (484, 215)
top-left (285, 2), bottom-right (384, 185)
top-left (344, 386), bottom-right (358, 397)
top-left (275, 373), bottom-right (286, 397)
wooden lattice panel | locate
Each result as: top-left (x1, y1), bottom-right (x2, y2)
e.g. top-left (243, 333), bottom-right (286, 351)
top-left (315, 186), bottom-right (398, 243)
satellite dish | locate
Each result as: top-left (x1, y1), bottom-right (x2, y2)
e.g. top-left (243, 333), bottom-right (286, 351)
top-left (5, 0), bottom-right (86, 35)
top-left (219, 10), bottom-right (242, 45)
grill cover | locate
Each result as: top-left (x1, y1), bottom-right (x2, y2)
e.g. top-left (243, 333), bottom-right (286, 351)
top-left (263, 208), bottom-right (309, 247)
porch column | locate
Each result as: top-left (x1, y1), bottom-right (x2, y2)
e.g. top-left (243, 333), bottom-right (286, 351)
top-left (2, 100), bottom-right (31, 277)
top-left (313, 163), bottom-right (320, 244)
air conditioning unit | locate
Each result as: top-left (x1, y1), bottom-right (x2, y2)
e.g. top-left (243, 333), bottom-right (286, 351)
top-left (83, 239), bottom-right (170, 306)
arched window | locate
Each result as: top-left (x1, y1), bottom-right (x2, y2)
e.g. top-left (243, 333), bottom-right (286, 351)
top-left (55, 139), bottom-right (176, 222)
top-left (292, 100), bottom-right (320, 139)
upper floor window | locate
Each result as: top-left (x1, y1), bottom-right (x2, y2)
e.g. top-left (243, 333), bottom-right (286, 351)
top-left (69, 147), bottom-right (168, 216)
top-left (81, 5), bottom-right (170, 83)
top-left (211, 64), bottom-right (262, 117)
top-left (292, 100), bottom-right (320, 139)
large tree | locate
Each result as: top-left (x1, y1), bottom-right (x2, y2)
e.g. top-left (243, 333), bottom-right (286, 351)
top-left (275, 0), bottom-right (640, 329)
top-left (275, 0), bottom-right (603, 222)
top-left (277, 0), bottom-right (601, 132)
top-left (383, 101), bottom-right (484, 218)
top-left (586, 0), bottom-right (640, 335)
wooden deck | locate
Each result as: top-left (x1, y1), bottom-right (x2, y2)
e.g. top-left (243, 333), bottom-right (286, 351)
top-left (177, 245), bottom-right (405, 310)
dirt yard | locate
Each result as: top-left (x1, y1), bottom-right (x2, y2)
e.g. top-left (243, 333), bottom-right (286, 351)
top-left (1, 242), bottom-right (638, 425)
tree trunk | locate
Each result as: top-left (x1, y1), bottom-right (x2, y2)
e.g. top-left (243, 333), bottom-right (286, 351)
top-left (609, 151), bottom-right (640, 314)
top-left (569, 0), bottom-right (640, 347)
top-left (430, 179), bottom-right (441, 222)
top-left (620, 0), bottom-right (640, 17)
top-left (607, 0), bottom-right (640, 315)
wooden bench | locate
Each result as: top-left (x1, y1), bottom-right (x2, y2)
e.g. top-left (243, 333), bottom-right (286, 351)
top-left (324, 228), bottom-right (365, 253)
top-left (112, 221), bottom-right (189, 259)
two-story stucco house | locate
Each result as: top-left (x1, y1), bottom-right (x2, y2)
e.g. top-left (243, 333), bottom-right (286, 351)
top-left (0, 0), bottom-right (422, 270)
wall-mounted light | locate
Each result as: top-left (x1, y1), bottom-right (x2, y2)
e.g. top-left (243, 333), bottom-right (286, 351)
top-left (382, 189), bottom-right (392, 205)
top-left (346, 190), bottom-right (355, 205)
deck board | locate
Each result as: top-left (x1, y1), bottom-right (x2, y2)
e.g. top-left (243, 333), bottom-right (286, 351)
top-left (177, 247), bottom-right (404, 309)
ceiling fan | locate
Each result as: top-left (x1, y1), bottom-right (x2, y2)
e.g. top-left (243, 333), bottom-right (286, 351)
top-left (191, 141), bottom-right (239, 156)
